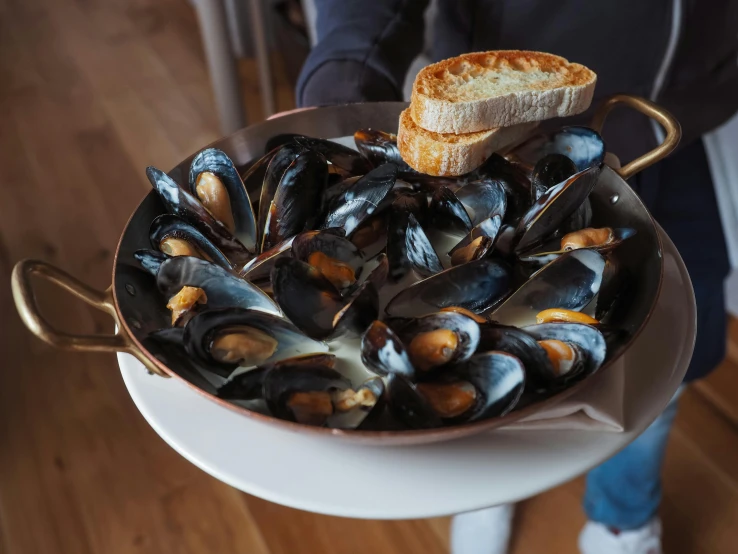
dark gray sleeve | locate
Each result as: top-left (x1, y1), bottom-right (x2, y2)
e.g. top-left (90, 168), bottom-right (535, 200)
top-left (297, 0), bottom-right (429, 107)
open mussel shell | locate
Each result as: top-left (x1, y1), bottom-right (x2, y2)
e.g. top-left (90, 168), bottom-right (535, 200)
top-left (327, 376), bottom-right (387, 430)
top-left (271, 257), bottom-right (346, 340)
top-left (157, 256), bottom-right (281, 316)
top-left (262, 149), bottom-right (329, 252)
top-left (385, 258), bottom-right (512, 318)
top-left (332, 282), bottom-right (379, 339)
top-left (354, 129), bottom-right (413, 171)
top-left (395, 312), bottom-right (481, 373)
top-left (258, 143), bottom-right (303, 248)
top-left (142, 328), bottom-right (221, 391)
top-left (385, 350), bottom-right (525, 428)
top-left (146, 166), bottom-right (251, 263)
top-left (509, 126), bottom-right (606, 173)
top-left (519, 227), bottom-right (636, 267)
top-left (241, 144), bottom-right (280, 192)
top-left (134, 249), bottom-right (169, 277)
top-left (514, 165), bottom-right (602, 254)
top-left (216, 366), bottom-right (268, 401)
top-left (492, 249), bottom-right (605, 327)
top-left (261, 354), bottom-right (351, 425)
top-left (477, 324), bottom-right (555, 389)
top-left (361, 320), bottom-right (416, 379)
top-left (387, 210), bottom-right (443, 282)
top-left (291, 228), bottom-right (364, 292)
top-left (452, 351), bottom-right (526, 421)
top-left (455, 179), bottom-right (507, 226)
top-left (448, 215), bottom-right (502, 264)
top-left (522, 322), bottom-right (607, 384)
top-left (239, 237), bottom-right (294, 287)
top-left (294, 135), bottom-right (373, 175)
top-left (530, 154), bottom-right (578, 199)
top-left (429, 186), bottom-right (473, 234)
top-left (386, 374), bottom-right (443, 429)
top-left (150, 214), bottom-right (232, 270)
top-left (189, 148), bottom-right (258, 251)
top-left (320, 163), bottom-right (398, 236)
top-left (473, 154), bottom-right (532, 224)
top-left (184, 308), bottom-right (328, 373)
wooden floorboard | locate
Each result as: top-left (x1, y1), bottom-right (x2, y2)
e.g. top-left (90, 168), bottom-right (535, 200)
top-left (0, 0), bottom-right (737, 552)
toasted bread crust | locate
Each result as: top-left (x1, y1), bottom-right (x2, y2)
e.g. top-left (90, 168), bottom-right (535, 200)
top-left (397, 109), bottom-right (538, 176)
top-left (411, 51), bottom-right (596, 134)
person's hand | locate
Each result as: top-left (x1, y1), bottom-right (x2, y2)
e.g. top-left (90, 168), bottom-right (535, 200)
top-left (267, 107), bottom-right (316, 120)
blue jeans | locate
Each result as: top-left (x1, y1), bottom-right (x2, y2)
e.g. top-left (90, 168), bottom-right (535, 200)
top-left (583, 387), bottom-right (683, 529)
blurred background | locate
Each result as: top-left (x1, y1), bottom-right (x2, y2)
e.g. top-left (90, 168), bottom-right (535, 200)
top-left (1, 0), bottom-right (737, 552)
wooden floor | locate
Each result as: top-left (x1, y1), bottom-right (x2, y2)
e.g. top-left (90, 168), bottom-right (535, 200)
top-left (1, 0), bottom-right (737, 552)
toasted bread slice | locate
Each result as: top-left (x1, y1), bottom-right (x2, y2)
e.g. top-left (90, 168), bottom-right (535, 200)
top-left (397, 109), bottom-right (538, 176)
top-left (411, 51), bottom-right (596, 134)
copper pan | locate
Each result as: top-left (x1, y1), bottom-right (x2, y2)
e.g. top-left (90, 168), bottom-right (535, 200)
top-left (12, 95), bottom-right (680, 445)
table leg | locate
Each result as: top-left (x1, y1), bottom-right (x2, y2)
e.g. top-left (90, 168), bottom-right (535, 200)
top-left (248, 0), bottom-right (276, 118)
top-left (192, 0), bottom-right (246, 134)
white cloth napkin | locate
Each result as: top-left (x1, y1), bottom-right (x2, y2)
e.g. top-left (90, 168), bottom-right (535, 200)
top-left (502, 359), bottom-right (625, 432)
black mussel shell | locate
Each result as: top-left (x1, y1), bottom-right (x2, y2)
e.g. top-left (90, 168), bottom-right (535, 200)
top-left (514, 165), bottom-right (602, 254)
top-left (522, 322), bottom-right (607, 383)
top-left (150, 214), bottom-right (232, 270)
top-left (258, 143), bottom-right (303, 248)
top-left (157, 256), bottom-right (281, 315)
top-left (399, 172), bottom-right (469, 194)
top-left (262, 355), bottom-right (350, 425)
top-left (474, 154), bottom-right (532, 224)
top-left (530, 154), bottom-right (577, 199)
top-left (477, 324), bottom-right (555, 388)
top-left (189, 148), bottom-right (258, 251)
top-left (291, 228), bottom-right (364, 292)
top-left (395, 311), bottom-right (481, 372)
top-left (453, 351), bottom-right (526, 421)
top-left (385, 258), bottom-right (512, 318)
top-left (519, 227), bottom-right (635, 267)
top-left (510, 126), bottom-right (606, 173)
top-left (332, 282), bottom-right (379, 339)
top-left (271, 257), bottom-right (345, 340)
top-left (239, 237), bottom-right (294, 285)
top-left (320, 163), bottom-right (398, 236)
top-left (142, 328), bottom-right (221, 390)
top-left (386, 374), bottom-right (443, 429)
top-left (492, 249), bottom-right (605, 327)
top-left (448, 215), bottom-right (503, 264)
top-left (184, 307), bottom-right (328, 371)
top-left (429, 186), bottom-right (473, 234)
top-left (354, 129), bottom-right (413, 171)
top-left (216, 367), bottom-right (268, 400)
top-left (134, 249), bottom-right (169, 277)
top-left (449, 235), bottom-right (495, 266)
top-left (387, 210), bottom-right (443, 282)
top-left (294, 136), bottom-right (373, 175)
top-left (241, 145), bottom-right (280, 193)
top-left (455, 179), bottom-right (507, 226)
top-left (328, 376), bottom-right (386, 430)
top-left (360, 320), bottom-right (415, 378)
top-left (146, 166), bottom-right (251, 263)
top-left (262, 149), bottom-right (329, 252)
top-left (392, 190), bottom-right (428, 222)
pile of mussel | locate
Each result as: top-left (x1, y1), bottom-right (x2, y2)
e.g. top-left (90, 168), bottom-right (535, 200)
top-left (134, 126), bottom-right (633, 431)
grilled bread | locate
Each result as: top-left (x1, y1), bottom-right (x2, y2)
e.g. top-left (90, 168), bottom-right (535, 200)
top-left (410, 50), bottom-right (597, 134)
top-left (397, 108), bottom-right (538, 176)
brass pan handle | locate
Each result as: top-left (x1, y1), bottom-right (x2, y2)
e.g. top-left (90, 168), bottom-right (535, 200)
top-left (11, 259), bottom-right (168, 377)
top-left (590, 94), bottom-right (681, 181)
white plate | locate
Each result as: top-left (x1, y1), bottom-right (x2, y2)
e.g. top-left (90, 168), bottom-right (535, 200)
top-left (119, 229), bottom-right (695, 519)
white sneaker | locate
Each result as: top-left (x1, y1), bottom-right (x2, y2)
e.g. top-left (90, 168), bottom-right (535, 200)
top-left (450, 504), bottom-right (514, 554)
top-left (578, 518), bottom-right (662, 554)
